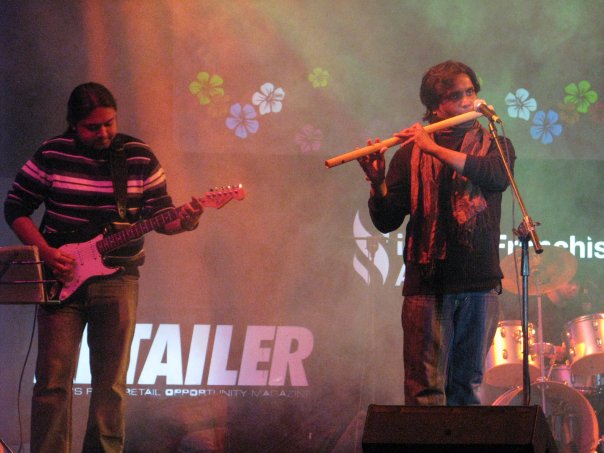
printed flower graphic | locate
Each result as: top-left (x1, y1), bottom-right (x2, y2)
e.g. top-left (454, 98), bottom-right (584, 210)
top-left (564, 81), bottom-right (598, 113)
top-left (294, 124), bottom-right (323, 153)
top-left (590, 102), bottom-right (604, 124)
top-left (530, 110), bottom-right (563, 145)
top-left (252, 83), bottom-right (285, 115)
top-left (225, 103), bottom-right (259, 139)
top-left (308, 67), bottom-right (330, 88)
top-left (208, 94), bottom-right (232, 119)
top-left (557, 102), bottom-right (580, 126)
top-left (189, 72), bottom-right (225, 105)
top-left (505, 88), bottom-right (537, 121)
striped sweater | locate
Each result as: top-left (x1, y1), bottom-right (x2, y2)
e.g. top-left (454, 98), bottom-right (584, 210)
top-left (4, 132), bottom-right (174, 238)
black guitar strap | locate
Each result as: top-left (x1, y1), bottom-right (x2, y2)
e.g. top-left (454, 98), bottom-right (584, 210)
top-left (110, 138), bottom-right (128, 221)
top-left (106, 137), bottom-right (145, 267)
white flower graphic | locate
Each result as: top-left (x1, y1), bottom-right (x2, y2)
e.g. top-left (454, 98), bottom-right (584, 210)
top-left (505, 88), bottom-right (537, 121)
top-left (252, 82), bottom-right (285, 115)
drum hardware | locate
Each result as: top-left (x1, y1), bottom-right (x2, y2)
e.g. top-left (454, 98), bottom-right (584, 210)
top-left (494, 246), bottom-right (604, 451)
top-left (485, 320), bottom-right (540, 387)
top-left (548, 364), bottom-right (573, 387)
top-left (565, 314), bottom-right (604, 377)
top-left (564, 313), bottom-right (604, 384)
top-left (500, 246), bottom-right (579, 401)
top-left (493, 380), bottom-right (599, 453)
top-left (499, 246), bottom-right (578, 375)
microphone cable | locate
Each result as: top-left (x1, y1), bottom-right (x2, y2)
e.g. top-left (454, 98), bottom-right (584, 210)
top-left (15, 304), bottom-right (38, 453)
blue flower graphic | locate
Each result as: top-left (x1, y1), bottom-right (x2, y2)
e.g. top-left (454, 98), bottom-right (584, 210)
top-left (530, 110), bottom-right (563, 145)
top-left (505, 88), bottom-right (537, 121)
top-left (226, 103), bottom-right (259, 139)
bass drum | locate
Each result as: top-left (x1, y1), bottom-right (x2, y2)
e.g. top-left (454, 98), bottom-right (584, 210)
top-left (493, 380), bottom-right (599, 453)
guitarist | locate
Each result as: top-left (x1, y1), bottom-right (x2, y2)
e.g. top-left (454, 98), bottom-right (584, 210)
top-left (3, 82), bottom-right (203, 453)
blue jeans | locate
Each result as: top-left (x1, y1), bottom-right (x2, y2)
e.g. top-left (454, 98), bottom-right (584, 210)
top-left (31, 274), bottom-right (139, 453)
top-left (402, 291), bottom-right (499, 406)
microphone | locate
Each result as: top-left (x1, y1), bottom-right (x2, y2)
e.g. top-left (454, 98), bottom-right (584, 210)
top-left (474, 99), bottom-right (502, 124)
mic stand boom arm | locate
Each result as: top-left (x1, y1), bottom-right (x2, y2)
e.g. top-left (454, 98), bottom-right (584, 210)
top-left (487, 120), bottom-right (542, 407)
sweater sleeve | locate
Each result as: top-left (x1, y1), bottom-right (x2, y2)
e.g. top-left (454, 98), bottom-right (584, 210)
top-left (367, 147), bottom-right (411, 233)
top-left (463, 137), bottom-right (516, 192)
top-left (4, 149), bottom-right (49, 227)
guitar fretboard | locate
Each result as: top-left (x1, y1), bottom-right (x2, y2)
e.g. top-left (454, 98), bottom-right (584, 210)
top-left (96, 207), bottom-right (181, 254)
top-left (91, 186), bottom-right (244, 255)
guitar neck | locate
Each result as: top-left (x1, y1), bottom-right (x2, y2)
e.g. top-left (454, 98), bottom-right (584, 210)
top-left (95, 185), bottom-right (245, 255)
top-left (97, 207), bottom-right (181, 254)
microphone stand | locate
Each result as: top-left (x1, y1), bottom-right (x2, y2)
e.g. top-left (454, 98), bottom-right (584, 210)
top-left (487, 120), bottom-right (543, 407)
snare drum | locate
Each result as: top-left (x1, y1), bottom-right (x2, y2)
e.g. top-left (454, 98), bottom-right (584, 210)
top-left (565, 313), bottom-right (604, 376)
top-left (548, 364), bottom-right (573, 386)
top-left (485, 320), bottom-right (540, 387)
top-left (493, 381), bottom-right (599, 453)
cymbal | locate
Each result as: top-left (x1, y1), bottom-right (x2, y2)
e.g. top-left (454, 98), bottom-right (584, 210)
top-left (500, 247), bottom-right (577, 295)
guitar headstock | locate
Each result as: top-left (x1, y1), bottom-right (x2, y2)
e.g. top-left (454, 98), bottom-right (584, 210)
top-left (201, 184), bottom-right (246, 209)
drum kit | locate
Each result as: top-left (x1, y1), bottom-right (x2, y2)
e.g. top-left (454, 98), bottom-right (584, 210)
top-left (485, 247), bottom-right (601, 453)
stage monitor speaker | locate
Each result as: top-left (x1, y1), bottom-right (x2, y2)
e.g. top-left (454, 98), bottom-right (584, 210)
top-left (362, 404), bottom-right (558, 453)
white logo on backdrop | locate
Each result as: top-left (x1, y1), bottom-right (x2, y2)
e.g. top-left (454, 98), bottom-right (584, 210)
top-left (353, 210), bottom-right (390, 285)
top-left (500, 234), bottom-right (604, 259)
top-left (71, 324), bottom-right (314, 397)
top-left (353, 211), bottom-right (604, 290)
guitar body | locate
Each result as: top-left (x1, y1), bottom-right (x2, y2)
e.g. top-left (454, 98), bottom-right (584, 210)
top-left (58, 235), bottom-right (121, 301)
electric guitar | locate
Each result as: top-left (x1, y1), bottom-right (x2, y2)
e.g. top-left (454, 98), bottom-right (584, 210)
top-left (49, 185), bottom-right (245, 302)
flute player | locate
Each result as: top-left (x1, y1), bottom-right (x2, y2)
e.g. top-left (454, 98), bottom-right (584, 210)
top-left (357, 60), bottom-right (516, 406)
